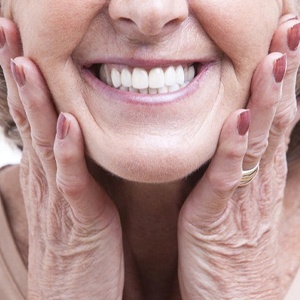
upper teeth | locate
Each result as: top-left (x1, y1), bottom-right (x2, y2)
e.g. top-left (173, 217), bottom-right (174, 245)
top-left (99, 64), bottom-right (196, 94)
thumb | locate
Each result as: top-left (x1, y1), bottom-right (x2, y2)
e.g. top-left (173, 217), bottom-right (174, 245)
top-left (54, 113), bottom-right (117, 226)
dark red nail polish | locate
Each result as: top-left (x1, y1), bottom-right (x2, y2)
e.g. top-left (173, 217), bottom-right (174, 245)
top-left (10, 59), bottom-right (26, 87)
top-left (238, 110), bottom-right (251, 136)
top-left (57, 112), bottom-right (70, 140)
top-left (273, 54), bottom-right (287, 83)
top-left (0, 27), bottom-right (6, 48)
top-left (288, 22), bottom-right (300, 51)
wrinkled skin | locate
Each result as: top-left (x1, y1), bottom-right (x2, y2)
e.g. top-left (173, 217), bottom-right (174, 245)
top-left (0, 0), bottom-right (300, 299)
top-left (7, 0), bottom-right (284, 182)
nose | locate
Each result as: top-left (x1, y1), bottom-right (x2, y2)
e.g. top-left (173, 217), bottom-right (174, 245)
top-left (108, 0), bottom-right (189, 37)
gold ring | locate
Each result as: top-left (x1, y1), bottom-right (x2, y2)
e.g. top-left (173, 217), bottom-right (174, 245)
top-left (239, 163), bottom-right (259, 187)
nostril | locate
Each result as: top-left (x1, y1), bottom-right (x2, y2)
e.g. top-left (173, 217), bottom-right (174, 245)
top-left (108, 0), bottom-right (189, 37)
top-left (120, 18), bottom-right (135, 25)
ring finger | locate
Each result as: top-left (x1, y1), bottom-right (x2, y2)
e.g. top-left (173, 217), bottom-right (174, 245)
top-left (242, 53), bottom-right (286, 171)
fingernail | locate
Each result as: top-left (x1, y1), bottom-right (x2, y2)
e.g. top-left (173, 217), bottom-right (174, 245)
top-left (238, 110), bottom-right (251, 136)
top-left (0, 27), bottom-right (6, 48)
top-left (10, 59), bottom-right (26, 87)
top-left (288, 22), bottom-right (300, 51)
top-left (57, 112), bottom-right (70, 140)
top-left (273, 54), bottom-right (287, 83)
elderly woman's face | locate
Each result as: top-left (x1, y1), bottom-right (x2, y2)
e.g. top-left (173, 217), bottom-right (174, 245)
top-left (12, 0), bottom-right (283, 182)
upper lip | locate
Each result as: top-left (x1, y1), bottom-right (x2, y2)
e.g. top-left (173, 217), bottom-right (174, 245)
top-left (81, 57), bottom-right (216, 70)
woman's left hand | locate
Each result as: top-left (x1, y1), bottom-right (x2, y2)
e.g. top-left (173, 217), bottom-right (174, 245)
top-left (178, 15), bottom-right (300, 300)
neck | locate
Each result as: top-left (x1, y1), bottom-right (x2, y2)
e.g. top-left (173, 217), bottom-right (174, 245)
top-left (112, 178), bottom-right (191, 298)
top-left (88, 160), bottom-right (205, 299)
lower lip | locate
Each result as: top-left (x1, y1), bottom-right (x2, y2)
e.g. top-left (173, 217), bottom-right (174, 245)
top-left (81, 62), bottom-right (214, 105)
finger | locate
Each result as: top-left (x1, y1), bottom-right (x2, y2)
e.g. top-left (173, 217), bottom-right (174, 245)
top-left (180, 110), bottom-right (249, 228)
top-left (0, 18), bottom-right (21, 74)
top-left (268, 19), bottom-right (300, 153)
top-left (54, 113), bottom-right (117, 224)
top-left (278, 14), bottom-right (298, 26)
top-left (11, 57), bottom-right (58, 176)
top-left (0, 19), bottom-right (27, 136)
top-left (242, 53), bottom-right (285, 170)
top-left (285, 99), bottom-right (300, 169)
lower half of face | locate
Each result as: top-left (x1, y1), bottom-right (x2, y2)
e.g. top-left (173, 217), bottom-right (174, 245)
top-left (34, 58), bottom-right (250, 183)
top-left (15, 0), bottom-right (281, 183)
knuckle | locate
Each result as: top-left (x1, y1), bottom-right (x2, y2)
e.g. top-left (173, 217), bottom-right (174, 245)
top-left (7, 106), bottom-right (30, 139)
top-left (56, 174), bottom-right (87, 198)
top-left (247, 136), bottom-right (269, 160)
top-left (226, 146), bottom-right (245, 160)
top-left (55, 146), bottom-right (75, 166)
top-left (21, 95), bottom-right (37, 113)
top-left (32, 134), bottom-right (54, 161)
top-left (206, 170), bottom-right (239, 197)
top-left (272, 103), bottom-right (297, 133)
top-left (16, 116), bottom-right (31, 137)
top-left (21, 164), bottom-right (48, 207)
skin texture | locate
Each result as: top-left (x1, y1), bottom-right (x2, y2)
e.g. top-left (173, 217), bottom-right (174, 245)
top-left (0, 0), bottom-right (300, 299)
top-left (5, 0), bottom-right (282, 182)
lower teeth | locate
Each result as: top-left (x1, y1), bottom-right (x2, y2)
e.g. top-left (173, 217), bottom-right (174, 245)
top-left (117, 82), bottom-right (189, 94)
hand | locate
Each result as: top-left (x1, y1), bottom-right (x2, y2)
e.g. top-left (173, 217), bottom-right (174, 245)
top-left (178, 15), bottom-right (300, 300)
top-left (0, 18), bottom-right (124, 299)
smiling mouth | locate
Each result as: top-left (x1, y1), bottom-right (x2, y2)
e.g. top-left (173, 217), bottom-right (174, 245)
top-left (89, 63), bottom-right (201, 94)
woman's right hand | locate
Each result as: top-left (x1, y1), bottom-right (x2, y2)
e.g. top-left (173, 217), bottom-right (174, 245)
top-left (0, 18), bottom-right (124, 299)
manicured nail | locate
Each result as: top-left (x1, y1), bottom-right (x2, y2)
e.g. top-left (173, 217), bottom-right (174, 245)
top-left (288, 22), bottom-right (300, 51)
top-left (56, 112), bottom-right (70, 140)
top-left (10, 59), bottom-right (26, 87)
top-left (0, 27), bottom-right (6, 48)
top-left (273, 54), bottom-right (287, 83)
top-left (238, 110), bottom-right (251, 136)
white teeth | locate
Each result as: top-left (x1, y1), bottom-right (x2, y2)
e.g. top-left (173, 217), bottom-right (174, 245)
top-left (175, 66), bottom-right (184, 85)
top-left (149, 68), bottom-right (165, 89)
top-left (183, 66), bottom-right (188, 81)
top-left (164, 66), bottom-right (176, 86)
top-left (149, 88), bottom-right (158, 94)
top-left (132, 68), bottom-right (148, 89)
top-left (111, 68), bottom-right (121, 88)
top-left (100, 64), bottom-right (196, 94)
top-left (168, 83), bottom-right (180, 93)
top-left (119, 85), bottom-right (129, 91)
top-left (181, 82), bottom-right (188, 88)
top-left (140, 88), bottom-right (148, 94)
top-left (129, 87), bottom-right (138, 93)
top-left (100, 65), bottom-right (113, 86)
top-left (187, 66), bottom-right (195, 82)
top-left (158, 86), bottom-right (168, 94)
top-left (121, 69), bottom-right (132, 87)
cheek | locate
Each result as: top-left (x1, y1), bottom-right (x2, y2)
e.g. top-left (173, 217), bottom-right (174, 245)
top-left (15, 0), bottom-right (106, 61)
top-left (190, 0), bottom-right (281, 70)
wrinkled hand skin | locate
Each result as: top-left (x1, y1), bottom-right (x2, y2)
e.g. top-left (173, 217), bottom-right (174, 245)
top-left (178, 15), bottom-right (300, 300)
top-left (0, 18), bottom-right (124, 299)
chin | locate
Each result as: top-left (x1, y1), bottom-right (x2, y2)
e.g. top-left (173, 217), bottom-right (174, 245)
top-left (87, 141), bottom-right (215, 183)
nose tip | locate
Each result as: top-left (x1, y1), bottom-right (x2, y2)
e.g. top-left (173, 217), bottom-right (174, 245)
top-left (109, 0), bottom-right (189, 37)
top-left (128, 3), bottom-right (188, 36)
